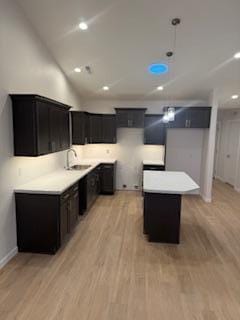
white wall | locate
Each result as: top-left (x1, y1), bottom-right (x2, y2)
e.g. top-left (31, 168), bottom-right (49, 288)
top-left (0, 0), bottom-right (82, 268)
top-left (75, 130), bottom-right (164, 190)
top-left (200, 90), bottom-right (218, 202)
top-left (218, 108), bottom-right (240, 121)
top-left (166, 129), bottom-right (204, 194)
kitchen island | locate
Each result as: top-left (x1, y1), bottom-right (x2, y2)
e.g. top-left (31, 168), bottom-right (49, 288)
top-left (143, 171), bottom-right (199, 244)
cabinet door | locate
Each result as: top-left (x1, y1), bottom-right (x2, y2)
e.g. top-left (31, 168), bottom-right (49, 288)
top-left (87, 173), bottom-right (95, 208)
top-left (49, 107), bottom-right (61, 152)
top-left (101, 164), bottom-right (114, 194)
top-left (116, 110), bottom-right (128, 127)
top-left (168, 108), bottom-right (188, 128)
top-left (69, 191), bottom-right (79, 231)
top-left (89, 114), bottom-right (102, 143)
top-left (36, 101), bottom-right (51, 155)
top-left (60, 200), bottom-right (69, 244)
top-left (72, 112), bottom-right (86, 145)
top-left (144, 115), bottom-right (166, 145)
top-left (102, 115), bottom-right (116, 143)
top-left (131, 110), bottom-right (145, 128)
top-left (187, 107), bottom-right (211, 128)
top-left (59, 109), bottom-right (70, 150)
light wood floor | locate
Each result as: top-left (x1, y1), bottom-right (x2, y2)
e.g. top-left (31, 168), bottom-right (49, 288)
top-left (1, 180), bottom-right (240, 320)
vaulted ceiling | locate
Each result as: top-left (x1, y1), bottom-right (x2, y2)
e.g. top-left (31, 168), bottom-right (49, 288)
top-left (17, 0), bottom-right (240, 108)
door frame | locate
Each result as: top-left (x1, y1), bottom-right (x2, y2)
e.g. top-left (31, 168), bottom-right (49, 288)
top-left (216, 119), bottom-right (240, 191)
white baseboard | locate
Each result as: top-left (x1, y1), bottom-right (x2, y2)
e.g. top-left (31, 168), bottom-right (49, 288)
top-left (0, 247), bottom-right (18, 270)
top-left (201, 194), bottom-right (212, 203)
top-left (215, 175), bottom-right (225, 182)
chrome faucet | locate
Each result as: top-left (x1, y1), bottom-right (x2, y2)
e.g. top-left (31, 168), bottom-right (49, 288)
top-left (66, 148), bottom-right (77, 170)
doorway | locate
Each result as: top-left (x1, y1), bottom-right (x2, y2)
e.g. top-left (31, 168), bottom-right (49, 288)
top-left (215, 120), bottom-right (240, 188)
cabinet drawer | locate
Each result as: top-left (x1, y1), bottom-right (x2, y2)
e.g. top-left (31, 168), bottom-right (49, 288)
top-left (61, 183), bottom-right (78, 203)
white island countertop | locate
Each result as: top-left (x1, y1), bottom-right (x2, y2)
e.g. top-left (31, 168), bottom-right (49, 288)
top-left (143, 171), bottom-right (199, 194)
top-left (15, 159), bottom-right (116, 195)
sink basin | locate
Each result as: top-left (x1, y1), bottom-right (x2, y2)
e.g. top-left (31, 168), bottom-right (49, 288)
top-left (69, 164), bottom-right (92, 170)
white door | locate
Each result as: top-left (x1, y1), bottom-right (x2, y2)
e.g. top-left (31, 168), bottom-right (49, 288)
top-left (224, 121), bottom-right (240, 186)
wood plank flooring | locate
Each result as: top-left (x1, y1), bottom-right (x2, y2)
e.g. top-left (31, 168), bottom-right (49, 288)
top-left (1, 180), bottom-right (240, 319)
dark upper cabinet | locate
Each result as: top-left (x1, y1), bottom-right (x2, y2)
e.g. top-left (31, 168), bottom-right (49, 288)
top-left (187, 107), bottom-right (211, 128)
top-left (10, 95), bottom-right (70, 156)
top-left (115, 108), bottom-right (147, 128)
top-left (89, 114), bottom-right (103, 143)
top-left (88, 113), bottom-right (116, 144)
top-left (72, 112), bottom-right (116, 144)
top-left (102, 115), bottom-right (116, 143)
top-left (166, 107), bottom-right (211, 129)
top-left (144, 115), bottom-right (166, 145)
top-left (36, 100), bottom-right (51, 155)
top-left (71, 111), bottom-right (89, 145)
top-left (59, 109), bottom-right (70, 150)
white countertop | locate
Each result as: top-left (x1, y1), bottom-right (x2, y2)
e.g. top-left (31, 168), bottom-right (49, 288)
top-left (143, 160), bottom-right (165, 166)
top-left (143, 171), bottom-right (199, 194)
top-left (15, 159), bottom-right (116, 195)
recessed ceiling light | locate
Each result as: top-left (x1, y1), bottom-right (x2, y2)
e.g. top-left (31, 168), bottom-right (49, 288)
top-left (157, 86), bottom-right (164, 91)
top-left (103, 86), bottom-right (109, 91)
top-left (234, 52), bottom-right (240, 59)
top-left (148, 63), bottom-right (169, 75)
top-left (79, 22), bottom-right (88, 30)
top-left (232, 94), bottom-right (239, 100)
top-left (74, 67), bottom-right (81, 73)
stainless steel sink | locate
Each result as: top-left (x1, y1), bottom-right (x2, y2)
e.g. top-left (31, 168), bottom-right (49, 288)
top-left (69, 164), bottom-right (92, 170)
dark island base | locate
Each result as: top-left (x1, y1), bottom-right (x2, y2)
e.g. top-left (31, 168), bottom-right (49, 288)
top-left (143, 193), bottom-right (182, 244)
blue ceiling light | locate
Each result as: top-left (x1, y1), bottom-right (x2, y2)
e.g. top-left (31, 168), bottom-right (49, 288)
top-left (148, 63), bottom-right (169, 75)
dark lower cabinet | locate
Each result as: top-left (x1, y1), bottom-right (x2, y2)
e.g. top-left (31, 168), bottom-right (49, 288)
top-left (79, 163), bottom-right (116, 215)
top-left (15, 183), bottom-right (79, 254)
top-left (144, 192), bottom-right (181, 243)
top-left (101, 163), bottom-right (116, 194)
top-left (79, 166), bottom-right (101, 215)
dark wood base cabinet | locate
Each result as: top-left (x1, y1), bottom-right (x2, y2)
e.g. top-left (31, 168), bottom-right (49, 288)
top-left (100, 163), bottom-right (116, 194)
top-left (15, 183), bottom-right (79, 254)
top-left (144, 193), bottom-right (182, 244)
top-left (79, 163), bottom-right (116, 215)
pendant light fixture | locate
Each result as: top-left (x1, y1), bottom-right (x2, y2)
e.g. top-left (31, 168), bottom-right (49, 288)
top-left (163, 18), bottom-right (181, 123)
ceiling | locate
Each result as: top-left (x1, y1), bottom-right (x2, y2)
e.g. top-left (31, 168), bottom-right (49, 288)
top-left (17, 0), bottom-right (240, 108)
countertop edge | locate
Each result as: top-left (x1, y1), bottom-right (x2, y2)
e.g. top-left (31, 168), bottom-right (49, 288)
top-left (14, 160), bottom-right (117, 195)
